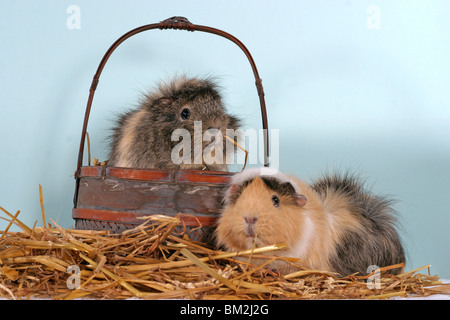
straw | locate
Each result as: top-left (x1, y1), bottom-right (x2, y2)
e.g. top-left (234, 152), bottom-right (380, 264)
top-left (0, 210), bottom-right (20, 240)
top-left (0, 203), bottom-right (448, 300)
top-left (224, 134), bottom-right (248, 171)
top-left (39, 185), bottom-right (46, 229)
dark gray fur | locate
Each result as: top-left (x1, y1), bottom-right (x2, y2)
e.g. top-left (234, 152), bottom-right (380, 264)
top-left (108, 76), bottom-right (241, 170)
top-left (311, 173), bottom-right (405, 276)
top-left (225, 177), bottom-right (299, 207)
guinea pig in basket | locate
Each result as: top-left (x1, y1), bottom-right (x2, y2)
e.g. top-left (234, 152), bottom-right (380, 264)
top-left (215, 167), bottom-right (406, 276)
top-left (108, 75), bottom-right (241, 171)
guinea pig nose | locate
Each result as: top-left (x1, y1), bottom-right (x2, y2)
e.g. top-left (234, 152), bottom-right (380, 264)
top-left (244, 216), bottom-right (258, 225)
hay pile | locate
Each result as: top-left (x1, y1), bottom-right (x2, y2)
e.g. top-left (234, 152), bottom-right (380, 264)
top-left (0, 205), bottom-right (447, 300)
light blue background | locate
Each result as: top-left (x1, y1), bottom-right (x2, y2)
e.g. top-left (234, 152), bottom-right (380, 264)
top-left (1, 1), bottom-right (448, 278)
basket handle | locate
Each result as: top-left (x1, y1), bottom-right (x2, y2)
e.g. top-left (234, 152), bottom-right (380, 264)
top-left (75, 16), bottom-right (269, 180)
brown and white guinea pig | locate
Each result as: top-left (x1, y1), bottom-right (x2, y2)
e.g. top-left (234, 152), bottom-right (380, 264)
top-left (108, 75), bottom-right (241, 171)
top-left (215, 167), bottom-right (405, 276)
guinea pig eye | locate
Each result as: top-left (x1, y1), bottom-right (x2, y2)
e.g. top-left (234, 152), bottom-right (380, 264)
top-left (180, 108), bottom-right (191, 120)
top-left (271, 195), bottom-right (280, 207)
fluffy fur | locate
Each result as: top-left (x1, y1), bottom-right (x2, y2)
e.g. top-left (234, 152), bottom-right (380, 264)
top-left (108, 75), bottom-right (241, 171)
top-left (215, 168), bottom-right (405, 276)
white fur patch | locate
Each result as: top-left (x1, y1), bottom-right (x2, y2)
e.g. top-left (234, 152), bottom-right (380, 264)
top-left (289, 214), bottom-right (315, 259)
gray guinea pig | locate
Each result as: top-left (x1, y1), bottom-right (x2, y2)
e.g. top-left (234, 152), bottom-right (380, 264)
top-left (108, 75), bottom-right (241, 171)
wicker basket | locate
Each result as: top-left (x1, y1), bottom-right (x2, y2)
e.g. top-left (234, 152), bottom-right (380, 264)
top-left (72, 17), bottom-right (269, 244)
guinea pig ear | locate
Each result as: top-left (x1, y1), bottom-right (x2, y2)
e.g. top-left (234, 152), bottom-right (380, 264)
top-left (223, 184), bottom-right (241, 206)
top-left (294, 194), bottom-right (307, 207)
top-left (157, 97), bottom-right (173, 106)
